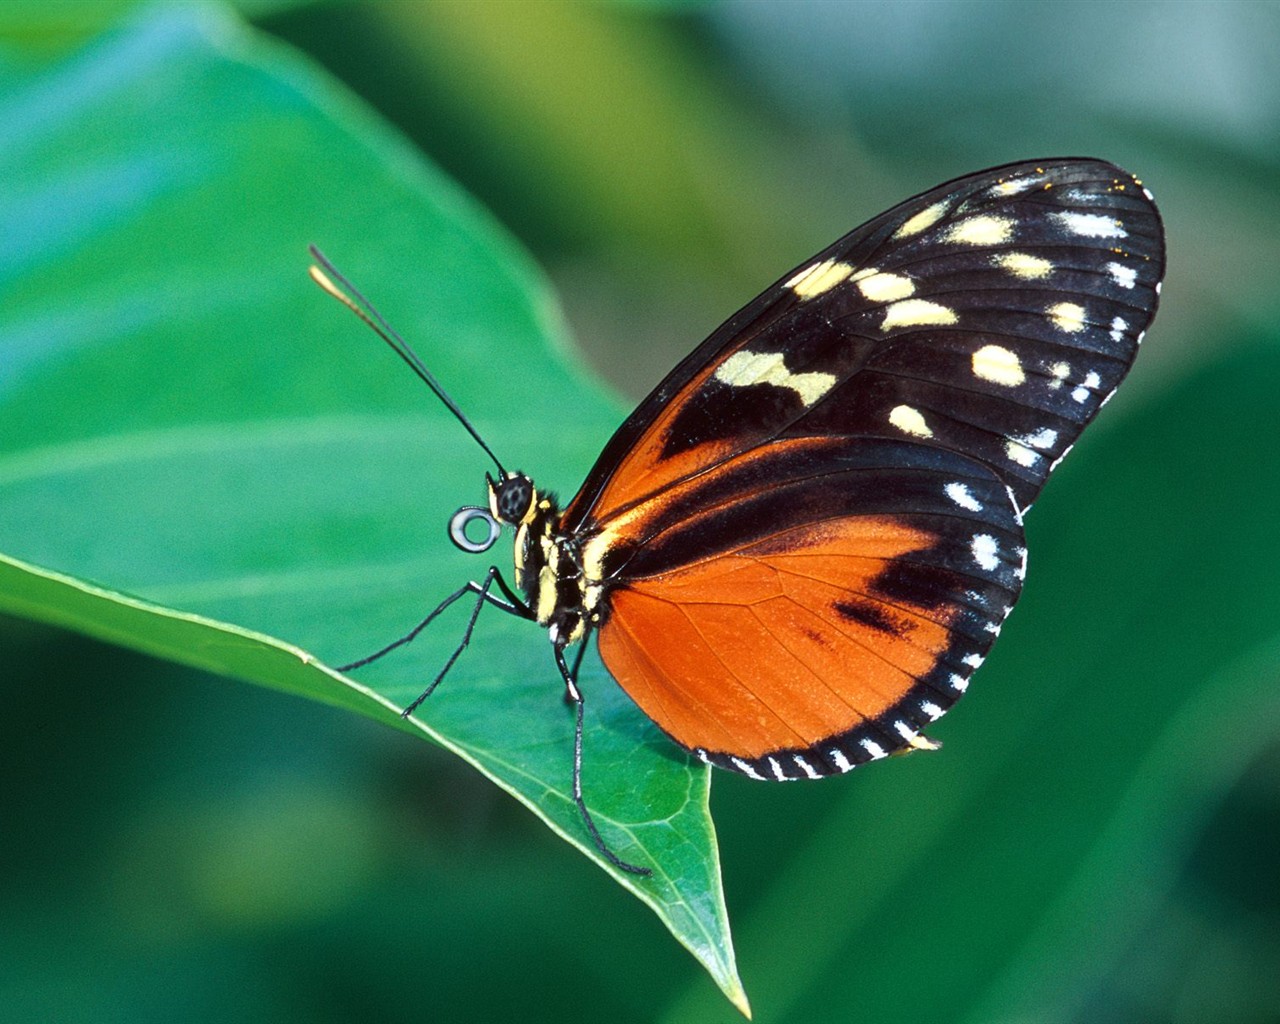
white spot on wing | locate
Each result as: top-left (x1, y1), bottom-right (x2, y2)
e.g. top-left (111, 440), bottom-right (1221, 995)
top-left (921, 701), bottom-right (944, 721)
top-left (950, 673), bottom-right (970, 692)
top-left (861, 738), bottom-right (887, 760)
top-left (1048, 361), bottom-right (1071, 389)
top-left (829, 748), bottom-right (854, 773)
top-left (1053, 211), bottom-right (1127, 238)
top-left (971, 533), bottom-right (1000, 571)
top-left (962, 652), bottom-right (984, 668)
top-left (1071, 370), bottom-right (1102, 404)
top-left (972, 344), bottom-right (1025, 386)
top-left (1020, 427), bottom-right (1058, 449)
top-left (1110, 316), bottom-right (1128, 343)
top-left (881, 298), bottom-right (957, 330)
top-left (731, 756), bottom-right (766, 780)
top-left (714, 350), bottom-right (838, 406)
top-left (793, 755), bottom-right (821, 780)
top-left (768, 756), bottom-right (787, 781)
top-left (1107, 261), bottom-right (1137, 289)
top-left (889, 404), bottom-right (933, 438)
top-left (945, 482), bottom-right (983, 511)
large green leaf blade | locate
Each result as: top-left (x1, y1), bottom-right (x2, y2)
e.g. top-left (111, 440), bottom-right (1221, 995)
top-left (0, 7), bottom-right (745, 1012)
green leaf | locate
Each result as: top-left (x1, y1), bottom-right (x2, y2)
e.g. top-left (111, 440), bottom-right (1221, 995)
top-left (0, 6), bottom-right (746, 1013)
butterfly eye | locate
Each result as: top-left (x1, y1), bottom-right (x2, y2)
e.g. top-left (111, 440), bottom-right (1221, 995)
top-left (493, 473), bottom-right (535, 524)
top-left (448, 506), bottom-right (502, 554)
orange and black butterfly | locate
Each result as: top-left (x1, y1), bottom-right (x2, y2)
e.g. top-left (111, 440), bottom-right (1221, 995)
top-left (311, 158), bottom-right (1165, 876)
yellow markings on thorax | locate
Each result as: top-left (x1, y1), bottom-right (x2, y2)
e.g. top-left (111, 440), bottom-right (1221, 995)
top-left (1048, 302), bottom-right (1086, 333)
top-left (889, 404), bottom-right (933, 438)
top-left (994, 252), bottom-right (1053, 280)
top-left (785, 258), bottom-right (854, 299)
top-left (512, 522), bottom-right (530, 583)
top-left (534, 536), bottom-right (560, 625)
top-left (944, 215), bottom-right (1014, 246)
top-left (852, 267), bottom-right (916, 302)
top-left (881, 299), bottom-right (957, 331)
top-left (579, 500), bottom-right (649, 586)
top-left (893, 199), bottom-right (949, 239)
top-left (971, 344), bottom-right (1025, 387)
top-left (714, 349), bottom-right (838, 407)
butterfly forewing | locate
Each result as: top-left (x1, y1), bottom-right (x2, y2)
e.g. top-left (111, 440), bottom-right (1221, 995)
top-left (564, 159), bottom-right (1162, 526)
top-left (566, 159), bottom-right (1164, 778)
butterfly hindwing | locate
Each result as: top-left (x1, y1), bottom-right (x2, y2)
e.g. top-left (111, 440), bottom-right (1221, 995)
top-left (592, 436), bottom-right (1025, 775)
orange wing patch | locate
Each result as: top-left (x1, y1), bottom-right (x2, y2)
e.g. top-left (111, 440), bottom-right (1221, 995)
top-left (588, 360), bottom-right (732, 516)
top-left (597, 519), bottom-right (953, 760)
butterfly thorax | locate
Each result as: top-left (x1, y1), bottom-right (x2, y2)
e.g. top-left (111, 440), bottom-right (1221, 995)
top-left (487, 473), bottom-right (601, 648)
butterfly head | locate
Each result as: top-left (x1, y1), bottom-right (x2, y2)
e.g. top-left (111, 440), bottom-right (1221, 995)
top-left (487, 472), bottom-right (538, 527)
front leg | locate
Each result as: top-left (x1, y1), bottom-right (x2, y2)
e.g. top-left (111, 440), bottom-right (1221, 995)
top-left (337, 567), bottom-right (531, 712)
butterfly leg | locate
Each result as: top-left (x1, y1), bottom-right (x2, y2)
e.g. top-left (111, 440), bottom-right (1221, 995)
top-left (553, 643), bottom-right (651, 877)
top-left (337, 567), bottom-right (531, 710)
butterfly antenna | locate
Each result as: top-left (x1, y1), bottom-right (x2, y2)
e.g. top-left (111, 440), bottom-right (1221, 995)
top-left (308, 245), bottom-right (507, 479)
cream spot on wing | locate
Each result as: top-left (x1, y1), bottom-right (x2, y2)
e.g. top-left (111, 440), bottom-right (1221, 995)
top-left (1048, 361), bottom-right (1071, 389)
top-left (994, 252), bottom-right (1053, 279)
top-left (1005, 440), bottom-right (1040, 467)
top-left (992, 176), bottom-right (1041, 196)
top-left (714, 350), bottom-right (838, 406)
top-left (1004, 427), bottom-right (1058, 468)
top-left (785, 259), bottom-right (855, 299)
top-left (893, 199), bottom-right (950, 238)
top-left (852, 268), bottom-right (916, 302)
top-left (881, 298), bottom-right (957, 330)
top-left (889, 404), bottom-right (933, 438)
top-left (944, 215), bottom-right (1014, 246)
top-left (1107, 261), bottom-right (1137, 289)
top-left (971, 344), bottom-right (1025, 386)
top-left (1052, 211), bottom-right (1127, 238)
top-left (1048, 301), bottom-right (1087, 333)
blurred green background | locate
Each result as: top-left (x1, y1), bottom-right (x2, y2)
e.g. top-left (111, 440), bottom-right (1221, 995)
top-left (3, 2), bottom-right (1278, 1022)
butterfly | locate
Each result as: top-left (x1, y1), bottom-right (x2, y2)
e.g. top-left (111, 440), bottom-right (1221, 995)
top-left (311, 158), bottom-right (1165, 876)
